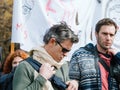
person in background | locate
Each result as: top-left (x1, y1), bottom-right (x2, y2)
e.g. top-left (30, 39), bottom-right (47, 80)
top-left (0, 47), bottom-right (3, 76)
top-left (0, 49), bottom-right (29, 90)
top-left (13, 22), bottom-right (79, 90)
top-left (2, 49), bottom-right (29, 74)
top-left (0, 61), bottom-right (2, 76)
top-left (69, 18), bottom-right (120, 90)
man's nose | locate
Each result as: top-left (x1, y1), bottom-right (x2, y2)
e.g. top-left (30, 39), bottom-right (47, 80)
top-left (63, 52), bottom-right (68, 57)
top-left (106, 35), bottom-right (111, 40)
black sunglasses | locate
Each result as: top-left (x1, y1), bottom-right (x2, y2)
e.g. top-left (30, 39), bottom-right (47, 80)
top-left (56, 41), bottom-right (70, 53)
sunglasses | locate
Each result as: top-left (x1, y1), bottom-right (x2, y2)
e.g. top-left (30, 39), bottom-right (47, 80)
top-left (56, 41), bottom-right (70, 53)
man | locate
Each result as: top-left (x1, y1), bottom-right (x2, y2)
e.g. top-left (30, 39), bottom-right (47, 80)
top-left (69, 18), bottom-right (120, 90)
top-left (13, 22), bottom-right (79, 90)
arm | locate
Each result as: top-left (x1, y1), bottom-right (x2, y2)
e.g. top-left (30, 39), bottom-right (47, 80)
top-left (13, 61), bottom-right (46, 90)
top-left (61, 62), bottom-right (79, 90)
top-left (0, 74), bottom-right (9, 83)
top-left (63, 62), bottom-right (79, 90)
top-left (69, 54), bottom-right (80, 81)
top-left (107, 48), bottom-right (120, 64)
top-left (114, 52), bottom-right (120, 64)
top-left (69, 53), bottom-right (80, 90)
top-left (55, 62), bottom-right (78, 90)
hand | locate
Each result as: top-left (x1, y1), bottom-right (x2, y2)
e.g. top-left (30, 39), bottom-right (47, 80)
top-left (107, 48), bottom-right (118, 55)
top-left (39, 63), bottom-right (55, 80)
top-left (66, 80), bottom-right (78, 90)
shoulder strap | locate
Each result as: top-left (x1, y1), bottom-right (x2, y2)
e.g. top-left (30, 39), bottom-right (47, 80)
top-left (84, 43), bottom-right (110, 72)
top-left (26, 57), bottom-right (68, 90)
top-left (26, 57), bottom-right (41, 72)
top-left (99, 58), bottom-right (110, 72)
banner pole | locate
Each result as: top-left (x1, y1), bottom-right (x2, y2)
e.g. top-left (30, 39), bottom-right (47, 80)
top-left (11, 43), bottom-right (15, 53)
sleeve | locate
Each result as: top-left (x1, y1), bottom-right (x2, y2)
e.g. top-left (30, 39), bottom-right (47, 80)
top-left (114, 52), bottom-right (120, 64)
top-left (13, 61), bottom-right (46, 90)
top-left (69, 52), bottom-right (80, 81)
top-left (0, 74), bottom-right (8, 83)
top-left (62, 62), bottom-right (70, 81)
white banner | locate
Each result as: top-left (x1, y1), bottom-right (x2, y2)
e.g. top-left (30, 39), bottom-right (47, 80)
top-left (92, 0), bottom-right (120, 51)
top-left (105, 0), bottom-right (120, 50)
top-left (11, 0), bottom-right (97, 60)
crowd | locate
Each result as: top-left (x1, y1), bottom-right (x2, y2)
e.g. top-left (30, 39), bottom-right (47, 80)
top-left (0, 18), bottom-right (120, 90)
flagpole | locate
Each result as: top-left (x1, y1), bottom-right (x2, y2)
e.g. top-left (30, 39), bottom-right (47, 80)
top-left (10, 43), bottom-right (15, 53)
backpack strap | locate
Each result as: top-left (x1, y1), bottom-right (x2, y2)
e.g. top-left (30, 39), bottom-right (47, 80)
top-left (25, 57), bottom-right (68, 90)
top-left (26, 57), bottom-right (41, 72)
top-left (99, 58), bottom-right (110, 72)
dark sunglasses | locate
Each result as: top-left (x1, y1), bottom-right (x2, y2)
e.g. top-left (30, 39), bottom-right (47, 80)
top-left (56, 41), bottom-right (70, 53)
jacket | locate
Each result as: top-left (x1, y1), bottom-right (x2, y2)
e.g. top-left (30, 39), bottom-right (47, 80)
top-left (69, 43), bottom-right (120, 90)
top-left (0, 67), bottom-right (16, 90)
top-left (13, 58), bottom-right (69, 90)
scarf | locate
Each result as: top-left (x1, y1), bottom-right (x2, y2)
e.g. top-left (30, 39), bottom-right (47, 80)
top-left (32, 46), bottom-right (64, 90)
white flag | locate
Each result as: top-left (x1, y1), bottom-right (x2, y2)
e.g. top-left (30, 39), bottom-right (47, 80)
top-left (11, 0), bottom-right (97, 60)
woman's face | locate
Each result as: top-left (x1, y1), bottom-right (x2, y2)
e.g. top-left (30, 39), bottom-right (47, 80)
top-left (12, 56), bottom-right (23, 68)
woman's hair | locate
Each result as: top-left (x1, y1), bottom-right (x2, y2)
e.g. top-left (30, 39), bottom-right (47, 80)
top-left (3, 49), bottom-right (29, 74)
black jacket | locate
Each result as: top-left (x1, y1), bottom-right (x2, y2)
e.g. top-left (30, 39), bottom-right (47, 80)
top-left (0, 67), bottom-right (16, 90)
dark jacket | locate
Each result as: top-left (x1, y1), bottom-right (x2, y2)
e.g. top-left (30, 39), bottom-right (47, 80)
top-left (0, 67), bottom-right (16, 90)
top-left (69, 43), bottom-right (120, 90)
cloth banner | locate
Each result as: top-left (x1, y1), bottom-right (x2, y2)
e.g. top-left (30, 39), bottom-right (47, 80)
top-left (92, 0), bottom-right (120, 51)
top-left (11, 0), bottom-right (97, 60)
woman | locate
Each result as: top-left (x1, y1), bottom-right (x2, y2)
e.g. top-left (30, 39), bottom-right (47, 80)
top-left (0, 49), bottom-right (29, 90)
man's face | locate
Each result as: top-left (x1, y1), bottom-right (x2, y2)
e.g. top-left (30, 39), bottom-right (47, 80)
top-left (49, 39), bottom-right (73, 62)
top-left (96, 25), bottom-right (116, 51)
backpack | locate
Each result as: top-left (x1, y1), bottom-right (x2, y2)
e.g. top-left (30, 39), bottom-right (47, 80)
top-left (26, 57), bottom-right (68, 90)
top-left (0, 67), bottom-right (16, 90)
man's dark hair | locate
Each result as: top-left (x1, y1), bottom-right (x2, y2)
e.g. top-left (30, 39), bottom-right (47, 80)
top-left (95, 18), bottom-right (118, 34)
top-left (43, 22), bottom-right (79, 44)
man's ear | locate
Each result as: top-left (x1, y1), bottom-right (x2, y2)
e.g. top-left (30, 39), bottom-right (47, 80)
top-left (49, 38), bottom-right (56, 45)
top-left (95, 32), bottom-right (98, 38)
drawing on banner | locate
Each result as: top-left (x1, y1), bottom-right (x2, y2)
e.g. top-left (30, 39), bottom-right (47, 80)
top-left (22, 0), bottom-right (34, 39)
top-left (22, 0), bottom-right (34, 18)
top-left (106, 0), bottom-right (120, 26)
top-left (105, 0), bottom-right (120, 50)
top-left (46, 0), bottom-right (56, 13)
top-left (45, 0), bottom-right (77, 27)
top-left (12, 0), bottom-right (35, 41)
